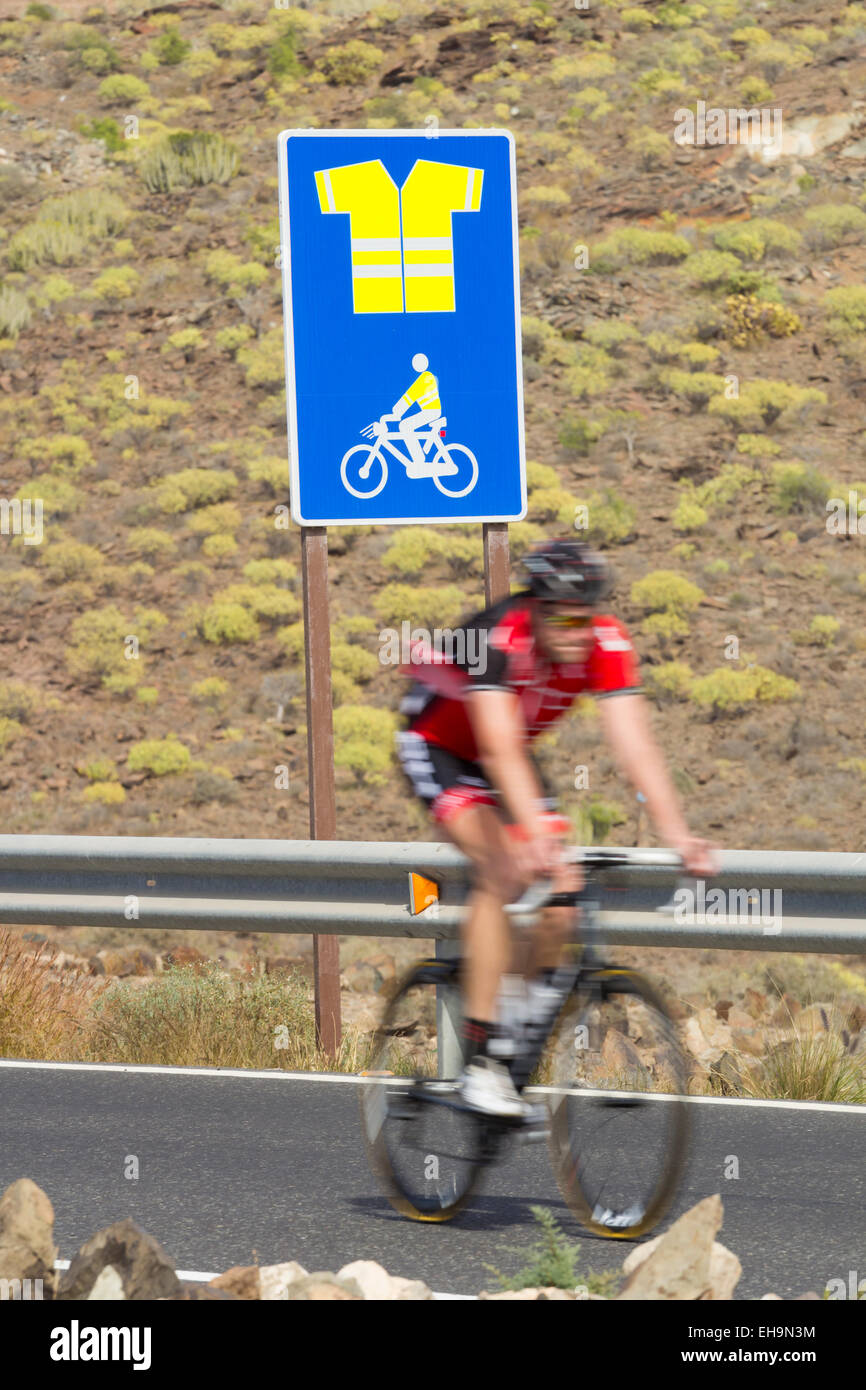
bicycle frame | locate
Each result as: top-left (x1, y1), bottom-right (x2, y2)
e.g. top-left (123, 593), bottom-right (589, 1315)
top-left (364, 423), bottom-right (444, 470)
top-left (435, 848), bottom-right (682, 1083)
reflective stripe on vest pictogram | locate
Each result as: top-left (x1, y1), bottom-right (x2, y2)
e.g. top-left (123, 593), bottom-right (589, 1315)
top-left (315, 158), bottom-right (483, 314)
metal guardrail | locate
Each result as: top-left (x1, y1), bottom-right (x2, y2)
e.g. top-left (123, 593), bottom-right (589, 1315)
top-left (0, 836), bottom-right (864, 954)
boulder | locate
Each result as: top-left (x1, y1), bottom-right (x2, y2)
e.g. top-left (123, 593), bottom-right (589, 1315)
top-left (336, 1260), bottom-right (432, 1300)
top-left (0, 1179), bottom-right (58, 1291)
top-left (260, 1261), bottom-right (308, 1299)
top-left (617, 1194), bottom-right (740, 1300)
top-left (87, 1265), bottom-right (125, 1300)
top-left (601, 1028), bottom-right (649, 1082)
top-left (285, 1272), bottom-right (363, 1300)
top-left (209, 1265), bottom-right (260, 1299)
top-left (57, 1219), bottom-right (181, 1301)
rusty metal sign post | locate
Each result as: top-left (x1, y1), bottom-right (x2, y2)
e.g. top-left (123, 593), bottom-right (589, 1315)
top-left (300, 529), bottom-right (341, 1055)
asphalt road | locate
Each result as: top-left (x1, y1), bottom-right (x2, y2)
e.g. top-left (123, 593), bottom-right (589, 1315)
top-left (1, 1061), bottom-right (863, 1299)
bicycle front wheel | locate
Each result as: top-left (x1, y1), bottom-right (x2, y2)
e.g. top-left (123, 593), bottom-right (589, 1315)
top-left (359, 958), bottom-right (486, 1222)
top-left (545, 968), bottom-right (690, 1239)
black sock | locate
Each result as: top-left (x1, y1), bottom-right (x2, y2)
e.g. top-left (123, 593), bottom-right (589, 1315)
top-left (462, 1017), bottom-right (492, 1059)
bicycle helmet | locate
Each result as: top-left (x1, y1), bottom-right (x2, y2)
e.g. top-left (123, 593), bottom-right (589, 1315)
top-left (520, 537), bottom-right (610, 605)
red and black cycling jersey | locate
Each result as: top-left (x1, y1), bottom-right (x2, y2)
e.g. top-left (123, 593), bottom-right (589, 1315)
top-left (399, 591), bottom-right (642, 762)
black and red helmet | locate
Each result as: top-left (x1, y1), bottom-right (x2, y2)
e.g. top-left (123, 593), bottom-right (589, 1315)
top-left (520, 537), bottom-right (610, 605)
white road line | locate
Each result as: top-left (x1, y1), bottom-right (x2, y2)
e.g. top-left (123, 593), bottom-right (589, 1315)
top-left (1, 1057), bottom-right (864, 1113)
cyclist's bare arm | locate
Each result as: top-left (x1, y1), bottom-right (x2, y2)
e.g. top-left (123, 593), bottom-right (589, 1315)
top-left (597, 692), bottom-right (718, 875)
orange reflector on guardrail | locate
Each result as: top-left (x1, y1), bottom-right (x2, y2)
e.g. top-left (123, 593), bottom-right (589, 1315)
top-left (408, 872), bottom-right (439, 915)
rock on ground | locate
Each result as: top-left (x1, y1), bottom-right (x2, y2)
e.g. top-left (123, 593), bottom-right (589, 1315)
top-left (617, 1194), bottom-right (740, 1300)
top-left (57, 1219), bottom-right (181, 1301)
top-left (0, 1178), bottom-right (58, 1291)
top-left (336, 1259), bottom-right (432, 1300)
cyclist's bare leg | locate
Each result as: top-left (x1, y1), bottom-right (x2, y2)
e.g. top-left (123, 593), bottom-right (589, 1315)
top-left (526, 831), bottom-right (581, 977)
top-left (439, 804), bottom-right (522, 1023)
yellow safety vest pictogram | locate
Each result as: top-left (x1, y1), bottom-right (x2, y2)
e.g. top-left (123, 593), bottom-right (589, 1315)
top-left (315, 160), bottom-right (403, 314)
top-left (314, 158), bottom-right (483, 315)
top-left (397, 370), bottom-right (441, 413)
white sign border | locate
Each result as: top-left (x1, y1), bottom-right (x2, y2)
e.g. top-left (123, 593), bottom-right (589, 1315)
top-left (276, 127), bottom-right (527, 529)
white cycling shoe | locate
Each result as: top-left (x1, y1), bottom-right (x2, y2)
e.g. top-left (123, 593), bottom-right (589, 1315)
top-left (459, 1056), bottom-right (528, 1119)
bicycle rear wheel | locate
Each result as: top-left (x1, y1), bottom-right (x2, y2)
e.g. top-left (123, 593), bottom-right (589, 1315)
top-left (359, 958), bottom-right (487, 1222)
top-left (545, 967), bottom-right (690, 1239)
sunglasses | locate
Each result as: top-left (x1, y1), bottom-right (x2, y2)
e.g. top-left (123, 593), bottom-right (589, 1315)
top-left (540, 610), bottom-right (592, 629)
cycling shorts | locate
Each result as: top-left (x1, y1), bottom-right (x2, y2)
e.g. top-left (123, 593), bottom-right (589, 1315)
top-left (397, 730), bottom-right (569, 833)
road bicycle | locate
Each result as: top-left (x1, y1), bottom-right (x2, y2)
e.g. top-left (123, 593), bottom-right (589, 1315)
top-left (360, 847), bottom-right (690, 1238)
top-left (340, 413), bottom-right (479, 501)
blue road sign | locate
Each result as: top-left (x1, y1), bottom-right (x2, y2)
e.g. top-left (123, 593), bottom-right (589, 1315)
top-left (277, 129), bottom-right (526, 527)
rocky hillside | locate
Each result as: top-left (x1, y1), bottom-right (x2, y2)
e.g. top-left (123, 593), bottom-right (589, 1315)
top-left (0, 0), bottom-right (864, 861)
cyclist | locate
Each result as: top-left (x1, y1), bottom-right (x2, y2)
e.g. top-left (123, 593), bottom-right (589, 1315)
top-left (397, 537), bottom-right (717, 1118)
top-left (384, 353), bottom-right (455, 476)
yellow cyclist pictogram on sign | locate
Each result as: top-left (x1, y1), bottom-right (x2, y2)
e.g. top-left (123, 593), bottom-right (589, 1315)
top-left (314, 158), bottom-right (483, 314)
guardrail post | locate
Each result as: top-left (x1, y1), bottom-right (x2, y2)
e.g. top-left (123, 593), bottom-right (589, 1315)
top-left (435, 937), bottom-right (463, 1078)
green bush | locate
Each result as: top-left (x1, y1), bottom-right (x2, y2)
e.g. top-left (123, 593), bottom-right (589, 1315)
top-left (79, 116), bottom-right (124, 153)
top-left (333, 705), bottom-right (396, 785)
top-left (672, 490), bottom-right (708, 532)
top-left (199, 601), bottom-right (260, 644)
top-left (631, 570), bottom-right (705, 615)
top-left (583, 320), bottom-right (640, 353)
top-left (645, 661), bottom-right (694, 699)
top-left (591, 227), bottom-right (691, 268)
top-left (713, 219), bottom-right (801, 262)
top-left (824, 286), bottom-right (866, 338)
top-left (707, 380), bottom-right (826, 429)
top-left (65, 604), bottom-right (164, 681)
top-left (90, 265), bottom-right (139, 301)
top-left (127, 737), bottom-right (192, 776)
top-left (0, 286), bottom-right (31, 338)
top-left (808, 615), bottom-right (841, 647)
top-left (246, 456), bottom-right (287, 494)
top-left (736, 433), bottom-right (781, 458)
top-left (689, 665), bottom-right (800, 715)
top-left (83, 780), bottom-right (125, 804)
top-left (236, 329), bottom-right (284, 388)
top-left (802, 203), bottom-right (866, 249)
top-left (21, 434), bottom-right (94, 475)
top-left (149, 27), bottom-right (190, 65)
top-left (154, 468), bottom-right (238, 514)
top-left (660, 369), bottom-right (726, 409)
top-left (317, 40), bottom-right (383, 85)
top-left (98, 74), bottom-right (150, 104)
top-left (39, 539), bottom-right (105, 584)
top-left (215, 323), bottom-right (255, 353)
top-left (267, 27), bottom-right (301, 78)
top-left (242, 557), bottom-right (295, 586)
top-left (127, 528), bottom-right (177, 562)
top-left (0, 680), bottom-right (42, 722)
top-left (140, 131), bottom-right (239, 193)
top-left (331, 641), bottom-right (378, 684)
top-left (13, 474), bottom-right (78, 516)
top-left (374, 583), bottom-right (471, 630)
top-left (771, 461), bottom-right (833, 514)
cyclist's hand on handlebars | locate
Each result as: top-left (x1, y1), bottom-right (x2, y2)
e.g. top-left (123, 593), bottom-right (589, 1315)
top-left (510, 831), bottom-right (563, 885)
top-left (671, 834), bottom-right (720, 877)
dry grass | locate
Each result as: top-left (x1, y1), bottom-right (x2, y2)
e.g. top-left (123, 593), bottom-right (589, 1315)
top-left (0, 928), bottom-right (108, 1060)
top-left (83, 962), bottom-right (375, 1072)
